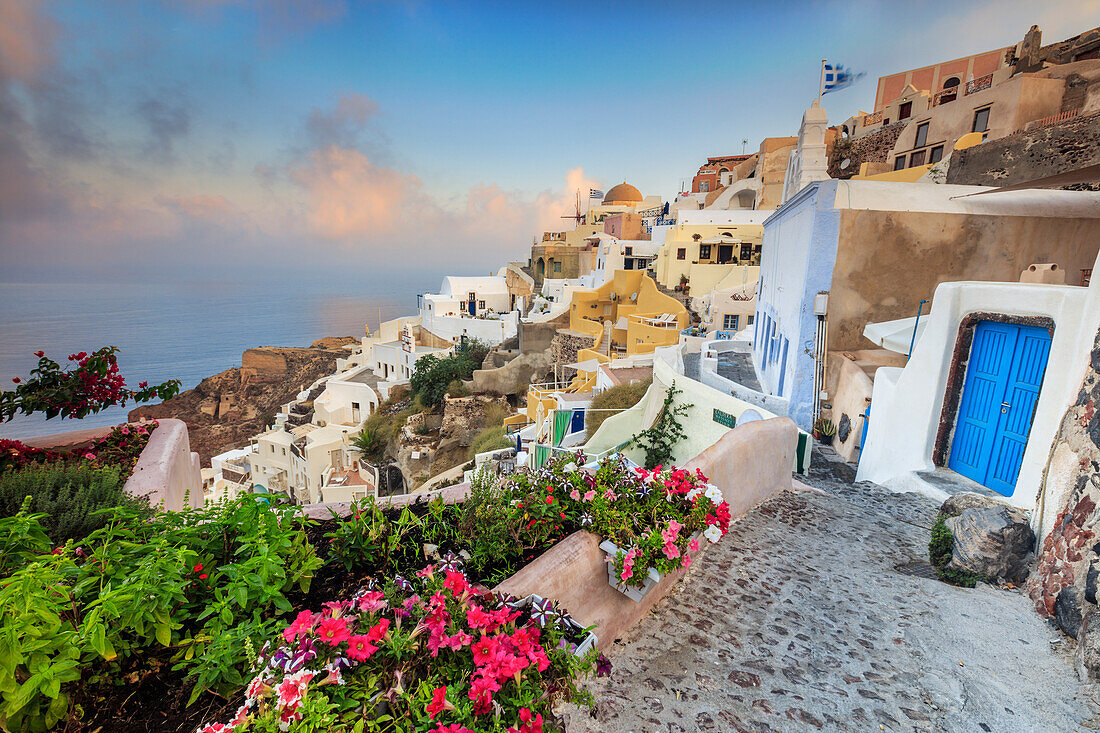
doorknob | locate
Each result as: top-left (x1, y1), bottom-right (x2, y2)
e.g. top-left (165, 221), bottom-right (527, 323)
top-left (1001, 401), bottom-right (1011, 414)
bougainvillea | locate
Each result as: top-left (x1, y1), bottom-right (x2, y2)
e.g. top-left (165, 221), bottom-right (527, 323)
top-left (0, 421), bottom-right (158, 474)
top-left (0, 347), bottom-right (180, 422)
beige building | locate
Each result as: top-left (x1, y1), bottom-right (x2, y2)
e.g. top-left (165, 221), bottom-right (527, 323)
top-left (653, 214), bottom-right (767, 293)
top-left (843, 25), bottom-right (1100, 175)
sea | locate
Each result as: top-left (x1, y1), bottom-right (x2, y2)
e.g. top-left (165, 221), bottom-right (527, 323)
top-left (0, 273), bottom-right (444, 440)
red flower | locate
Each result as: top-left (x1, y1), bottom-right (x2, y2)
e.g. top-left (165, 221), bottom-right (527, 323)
top-left (199, 573), bottom-right (208, 580)
top-left (34, 351), bottom-right (43, 357)
top-left (194, 563), bottom-right (203, 572)
top-left (10, 377), bottom-right (19, 384)
top-left (426, 685), bottom-right (455, 719)
top-left (316, 617), bottom-right (351, 646)
top-left (471, 635), bottom-right (498, 666)
top-left (443, 570), bottom-right (469, 596)
top-left (544, 495), bottom-right (553, 505)
top-left (139, 381), bottom-right (148, 389)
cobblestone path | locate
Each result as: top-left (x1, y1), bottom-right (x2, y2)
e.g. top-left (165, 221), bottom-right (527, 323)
top-left (564, 455), bottom-right (1096, 732)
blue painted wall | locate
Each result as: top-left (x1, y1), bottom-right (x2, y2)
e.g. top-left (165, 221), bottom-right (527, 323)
top-left (753, 179), bottom-right (842, 431)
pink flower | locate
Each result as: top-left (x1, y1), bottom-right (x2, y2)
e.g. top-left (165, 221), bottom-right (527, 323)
top-left (688, 538), bottom-right (700, 553)
top-left (357, 590), bottom-right (387, 612)
top-left (346, 634), bottom-right (379, 662)
top-left (245, 675), bottom-right (269, 700)
top-left (282, 611), bottom-right (317, 644)
top-left (84, 452), bottom-right (96, 460)
top-left (365, 617), bottom-right (390, 643)
top-left (662, 540), bottom-right (681, 559)
top-left (569, 489), bottom-right (581, 500)
top-left (583, 490), bottom-right (596, 501)
top-left (683, 553), bottom-right (692, 568)
top-left (316, 617), bottom-right (350, 646)
top-left (508, 707), bottom-right (545, 733)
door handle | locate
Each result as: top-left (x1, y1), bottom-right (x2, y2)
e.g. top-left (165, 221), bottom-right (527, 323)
top-left (1001, 401), bottom-right (1011, 414)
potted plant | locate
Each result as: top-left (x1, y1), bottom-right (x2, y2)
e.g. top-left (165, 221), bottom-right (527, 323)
top-left (813, 418), bottom-right (836, 445)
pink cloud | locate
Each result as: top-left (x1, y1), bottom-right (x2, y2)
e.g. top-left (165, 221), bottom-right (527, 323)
top-left (0, 0), bottom-right (57, 82)
top-left (288, 144), bottom-right (436, 240)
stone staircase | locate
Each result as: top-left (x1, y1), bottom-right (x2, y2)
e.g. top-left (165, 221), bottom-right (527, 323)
top-left (596, 321), bottom-right (611, 357)
top-left (656, 282), bottom-right (695, 315)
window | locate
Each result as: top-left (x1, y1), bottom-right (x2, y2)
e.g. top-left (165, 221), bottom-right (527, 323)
top-left (909, 150), bottom-right (926, 167)
top-left (943, 76), bottom-right (960, 89)
top-left (699, 244), bottom-right (711, 259)
top-left (677, 248), bottom-right (686, 260)
top-left (553, 261), bottom-right (561, 273)
top-left (624, 246), bottom-right (632, 256)
top-left (894, 156), bottom-right (907, 171)
top-left (914, 121), bottom-right (929, 148)
top-left (929, 145), bottom-right (944, 164)
top-left (478, 300), bottom-right (486, 309)
top-left (282, 447), bottom-right (287, 456)
top-left (747, 314), bottom-right (755, 325)
top-left (899, 101), bottom-right (912, 120)
top-left (700, 182), bottom-right (709, 192)
top-left (972, 107), bottom-right (990, 133)
top-left (723, 314), bottom-right (739, 330)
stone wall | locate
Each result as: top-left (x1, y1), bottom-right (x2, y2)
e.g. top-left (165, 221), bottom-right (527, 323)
top-left (1029, 325), bottom-right (1100, 641)
top-left (828, 122), bottom-right (907, 179)
top-left (550, 330), bottom-right (596, 367)
top-left (439, 394), bottom-right (510, 446)
top-left (519, 311), bottom-right (569, 354)
top-left (946, 112), bottom-right (1100, 187)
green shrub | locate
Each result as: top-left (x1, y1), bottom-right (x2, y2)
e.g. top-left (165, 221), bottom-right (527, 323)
top-left (0, 497), bottom-right (323, 730)
top-left (586, 378), bottom-right (651, 436)
top-left (446, 379), bottom-right (471, 398)
top-left (409, 339), bottom-right (489, 408)
top-left (468, 425), bottom-right (512, 459)
top-left (0, 463), bottom-right (150, 545)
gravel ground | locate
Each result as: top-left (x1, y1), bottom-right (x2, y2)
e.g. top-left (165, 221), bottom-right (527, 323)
top-left (562, 449), bottom-right (1099, 732)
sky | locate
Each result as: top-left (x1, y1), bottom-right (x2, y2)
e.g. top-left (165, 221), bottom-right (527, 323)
top-left (1, 0), bottom-right (1098, 285)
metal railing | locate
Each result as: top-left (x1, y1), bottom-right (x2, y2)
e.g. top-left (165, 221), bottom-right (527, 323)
top-left (965, 73), bottom-right (993, 95)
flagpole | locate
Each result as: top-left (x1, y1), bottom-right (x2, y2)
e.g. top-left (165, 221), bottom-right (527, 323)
top-left (817, 59), bottom-right (826, 106)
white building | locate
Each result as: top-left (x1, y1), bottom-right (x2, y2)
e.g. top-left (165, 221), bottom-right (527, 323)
top-left (857, 277), bottom-right (1093, 514)
top-left (589, 233), bottom-right (659, 281)
top-left (419, 276), bottom-right (519, 345)
top-left (249, 422), bottom-right (375, 505)
top-left (360, 316), bottom-right (452, 399)
top-left (312, 364), bottom-right (382, 428)
top-left (203, 447), bottom-right (254, 504)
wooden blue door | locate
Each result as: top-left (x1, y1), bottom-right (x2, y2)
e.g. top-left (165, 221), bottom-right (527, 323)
top-left (948, 321), bottom-right (1051, 496)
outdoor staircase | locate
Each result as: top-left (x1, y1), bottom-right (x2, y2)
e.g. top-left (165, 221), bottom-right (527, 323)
top-left (656, 282), bottom-right (695, 315)
top-left (597, 321), bottom-right (611, 356)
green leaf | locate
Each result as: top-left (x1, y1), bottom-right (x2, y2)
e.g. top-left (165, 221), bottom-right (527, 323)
top-left (155, 622), bottom-right (171, 647)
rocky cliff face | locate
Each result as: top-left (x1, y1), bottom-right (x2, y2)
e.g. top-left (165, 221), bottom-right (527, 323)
top-left (129, 338), bottom-right (357, 464)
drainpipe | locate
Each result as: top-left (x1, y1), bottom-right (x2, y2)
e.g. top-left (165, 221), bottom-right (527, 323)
top-left (906, 299), bottom-right (928, 361)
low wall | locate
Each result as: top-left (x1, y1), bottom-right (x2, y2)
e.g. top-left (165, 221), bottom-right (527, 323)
top-left (827, 354), bottom-right (873, 463)
top-left (124, 419), bottom-right (203, 512)
top-left (699, 339), bottom-right (790, 416)
top-left (498, 417), bottom-right (797, 649)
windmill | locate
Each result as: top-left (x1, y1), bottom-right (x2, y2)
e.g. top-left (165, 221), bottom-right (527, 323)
top-left (560, 190), bottom-right (586, 226)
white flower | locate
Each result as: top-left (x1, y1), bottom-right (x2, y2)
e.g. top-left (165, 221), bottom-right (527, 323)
top-left (704, 525), bottom-right (723, 544)
top-left (686, 487), bottom-right (702, 501)
top-left (563, 462), bottom-right (578, 474)
top-left (704, 484), bottom-right (723, 503)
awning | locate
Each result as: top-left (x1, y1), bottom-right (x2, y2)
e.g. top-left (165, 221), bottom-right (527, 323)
top-left (565, 358), bottom-right (603, 372)
top-left (863, 316), bottom-right (928, 354)
top-left (701, 235), bottom-right (741, 244)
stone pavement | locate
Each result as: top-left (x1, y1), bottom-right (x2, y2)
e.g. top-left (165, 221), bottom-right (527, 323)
top-left (563, 451), bottom-right (1098, 732)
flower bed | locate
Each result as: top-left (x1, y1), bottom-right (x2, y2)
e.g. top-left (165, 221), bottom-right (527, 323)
top-left (0, 453), bottom-right (733, 732)
top-left (196, 564), bottom-right (602, 732)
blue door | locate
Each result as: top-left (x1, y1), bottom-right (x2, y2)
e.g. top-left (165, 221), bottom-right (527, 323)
top-left (948, 321), bottom-right (1051, 496)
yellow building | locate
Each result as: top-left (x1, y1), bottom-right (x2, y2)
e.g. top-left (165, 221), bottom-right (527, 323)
top-left (568, 270), bottom-right (687, 363)
top-left (654, 220), bottom-right (765, 293)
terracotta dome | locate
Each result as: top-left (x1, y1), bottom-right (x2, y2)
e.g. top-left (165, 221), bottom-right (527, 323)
top-left (602, 182), bottom-right (643, 205)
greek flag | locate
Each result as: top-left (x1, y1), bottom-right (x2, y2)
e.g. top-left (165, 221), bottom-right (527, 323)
top-left (822, 63), bottom-right (864, 94)
top-left (589, 188), bottom-right (604, 199)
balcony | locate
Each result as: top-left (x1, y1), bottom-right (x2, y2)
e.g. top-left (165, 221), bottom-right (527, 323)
top-left (965, 73), bottom-right (993, 95)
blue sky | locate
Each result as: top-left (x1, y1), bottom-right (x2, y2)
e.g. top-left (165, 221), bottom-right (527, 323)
top-left (1, 0), bottom-right (1097, 282)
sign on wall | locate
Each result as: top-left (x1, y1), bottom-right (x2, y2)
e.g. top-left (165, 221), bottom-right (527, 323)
top-left (712, 408), bottom-right (736, 428)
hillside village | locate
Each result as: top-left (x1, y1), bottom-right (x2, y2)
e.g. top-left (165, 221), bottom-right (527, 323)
top-left (18, 19), bottom-right (1100, 731)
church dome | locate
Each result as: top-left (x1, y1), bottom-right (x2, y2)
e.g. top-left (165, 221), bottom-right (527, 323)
top-left (603, 182), bottom-right (643, 205)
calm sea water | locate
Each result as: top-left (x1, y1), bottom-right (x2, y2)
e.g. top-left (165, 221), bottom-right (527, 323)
top-left (0, 275), bottom-right (441, 439)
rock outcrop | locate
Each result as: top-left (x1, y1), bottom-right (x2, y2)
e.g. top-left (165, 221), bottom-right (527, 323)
top-left (129, 338), bottom-right (357, 464)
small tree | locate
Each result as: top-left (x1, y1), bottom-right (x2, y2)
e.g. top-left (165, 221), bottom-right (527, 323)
top-left (1, 347), bottom-right (180, 423)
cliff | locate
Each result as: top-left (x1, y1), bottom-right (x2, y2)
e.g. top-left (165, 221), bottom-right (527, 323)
top-left (129, 338), bottom-right (357, 464)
